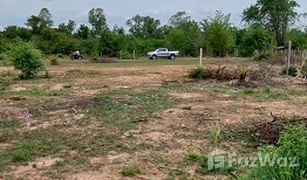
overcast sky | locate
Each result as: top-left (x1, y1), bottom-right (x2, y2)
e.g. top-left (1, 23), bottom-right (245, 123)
top-left (0, 0), bottom-right (306, 31)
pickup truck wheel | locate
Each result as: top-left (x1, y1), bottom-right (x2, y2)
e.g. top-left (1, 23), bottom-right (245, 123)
top-left (152, 55), bottom-right (157, 60)
top-left (170, 54), bottom-right (176, 60)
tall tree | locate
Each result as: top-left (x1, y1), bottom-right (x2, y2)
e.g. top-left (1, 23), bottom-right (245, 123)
top-left (76, 24), bottom-right (90, 39)
top-left (59, 20), bottom-right (76, 35)
top-left (88, 8), bottom-right (107, 34)
top-left (168, 11), bottom-right (191, 27)
top-left (38, 8), bottom-right (53, 27)
top-left (26, 15), bottom-right (45, 34)
top-left (126, 15), bottom-right (161, 39)
top-left (243, 0), bottom-right (299, 46)
top-left (201, 11), bottom-right (234, 57)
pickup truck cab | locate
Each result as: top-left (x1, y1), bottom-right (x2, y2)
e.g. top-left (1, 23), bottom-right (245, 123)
top-left (147, 48), bottom-right (179, 60)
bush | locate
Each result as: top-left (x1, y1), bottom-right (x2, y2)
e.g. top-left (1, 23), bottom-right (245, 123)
top-left (9, 42), bottom-right (44, 79)
top-left (50, 56), bottom-right (59, 65)
top-left (188, 67), bottom-right (207, 79)
top-left (243, 125), bottom-right (307, 179)
top-left (0, 53), bottom-right (7, 61)
top-left (282, 65), bottom-right (298, 77)
top-left (253, 51), bottom-right (272, 61)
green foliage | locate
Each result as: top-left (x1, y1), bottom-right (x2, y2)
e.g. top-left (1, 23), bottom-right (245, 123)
top-left (76, 24), bottom-right (90, 39)
top-left (209, 127), bottom-right (221, 146)
top-left (187, 67), bottom-right (207, 79)
top-left (282, 65), bottom-right (298, 77)
top-left (202, 11), bottom-right (234, 57)
top-left (127, 15), bottom-right (161, 39)
top-left (0, 127), bottom-right (65, 171)
top-left (88, 8), bottom-right (107, 34)
top-left (253, 51), bottom-right (272, 61)
top-left (243, 0), bottom-right (299, 46)
top-left (287, 28), bottom-right (307, 50)
top-left (58, 20), bottom-right (76, 35)
top-left (89, 90), bottom-right (176, 131)
top-left (243, 125), bottom-right (307, 179)
top-left (0, 53), bottom-right (7, 61)
top-left (122, 164), bottom-right (142, 176)
top-left (9, 42), bottom-right (44, 79)
top-left (166, 21), bottom-right (203, 56)
top-left (183, 150), bottom-right (232, 175)
top-left (50, 56), bottom-right (59, 65)
top-left (239, 25), bottom-right (275, 57)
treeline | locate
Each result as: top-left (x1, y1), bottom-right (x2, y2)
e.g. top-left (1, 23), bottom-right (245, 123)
top-left (0, 0), bottom-right (307, 59)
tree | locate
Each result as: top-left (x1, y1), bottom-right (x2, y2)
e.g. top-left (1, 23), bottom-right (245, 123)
top-left (38, 8), bottom-right (53, 27)
top-left (9, 42), bottom-right (44, 79)
top-left (201, 11), bottom-right (234, 57)
top-left (26, 15), bottom-right (45, 34)
top-left (59, 20), bottom-right (76, 35)
top-left (238, 25), bottom-right (275, 57)
top-left (243, 0), bottom-right (299, 46)
top-left (76, 24), bottom-right (90, 39)
top-left (168, 11), bottom-right (191, 27)
top-left (287, 28), bottom-right (307, 50)
top-left (3, 26), bottom-right (32, 41)
top-left (88, 8), bottom-right (107, 34)
top-left (126, 15), bottom-right (161, 39)
top-left (166, 20), bottom-right (203, 56)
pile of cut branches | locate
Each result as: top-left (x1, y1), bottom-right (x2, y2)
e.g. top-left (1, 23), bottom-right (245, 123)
top-left (230, 113), bottom-right (307, 144)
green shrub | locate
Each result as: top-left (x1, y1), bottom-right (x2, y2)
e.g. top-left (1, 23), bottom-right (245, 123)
top-left (253, 51), bottom-right (272, 61)
top-left (122, 164), bottom-right (142, 176)
top-left (0, 53), bottom-right (7, 61)
top-left (282, 65), bottom-right (298, 77)
top-left (50, 56), bottom-right (59, 65)
top-left (188, 67), bottom-right (207, 79)
top-left (243, 125), bottom-right (307, 179)
top-left (9, 42), bottom-right (44, 79)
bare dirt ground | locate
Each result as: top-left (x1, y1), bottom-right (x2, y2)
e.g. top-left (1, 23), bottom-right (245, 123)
top-left (0, 58), bottom-right (306, 179)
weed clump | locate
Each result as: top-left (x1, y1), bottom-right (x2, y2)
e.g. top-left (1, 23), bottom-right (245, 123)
top-left (50, 56), bottom-right (59, 65)
top-left (282, 65), bottom-right (298, 77)
top-left (122, 164), bottom-right (142, 176)
top-left (188, 67), bottom-right (207, 79)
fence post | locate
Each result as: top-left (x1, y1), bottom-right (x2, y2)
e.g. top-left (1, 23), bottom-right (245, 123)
top-left (120, 51), bottom-right (123, 60)
top-left (286, 41), bottom-right (292, 75)
top-left (133, 50), bottom-right (136, 60)
top-left (200, 48), bottom-right (203, 67)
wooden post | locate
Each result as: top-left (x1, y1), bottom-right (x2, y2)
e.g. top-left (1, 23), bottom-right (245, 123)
top-left (286, 41), bottom-right (292, 75)
top-left (199, 48), bottom-right (203, 67)
top-left (120, 51), bottom-right (123, 60)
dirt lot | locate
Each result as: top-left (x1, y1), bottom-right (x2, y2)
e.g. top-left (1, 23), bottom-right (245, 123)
top-left (0, 57), bottom-right (307, 179)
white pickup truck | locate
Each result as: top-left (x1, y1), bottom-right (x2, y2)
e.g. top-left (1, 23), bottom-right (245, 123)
top-left (147, 48), bottom-right (179, 60)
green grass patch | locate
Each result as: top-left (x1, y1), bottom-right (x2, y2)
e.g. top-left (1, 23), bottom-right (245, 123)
top-left (0, 120), bottom-right (20, 129)
top-left (69, 132), bottom-right (131, 156)
top-left (89, 89), bottom-right (176, 131)
top-left (122, 164), bottom-right (142, 177)
top-left (242, 125), bottom-right (307, 179)
top-left (0, 127), bottom-right (66, 171)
